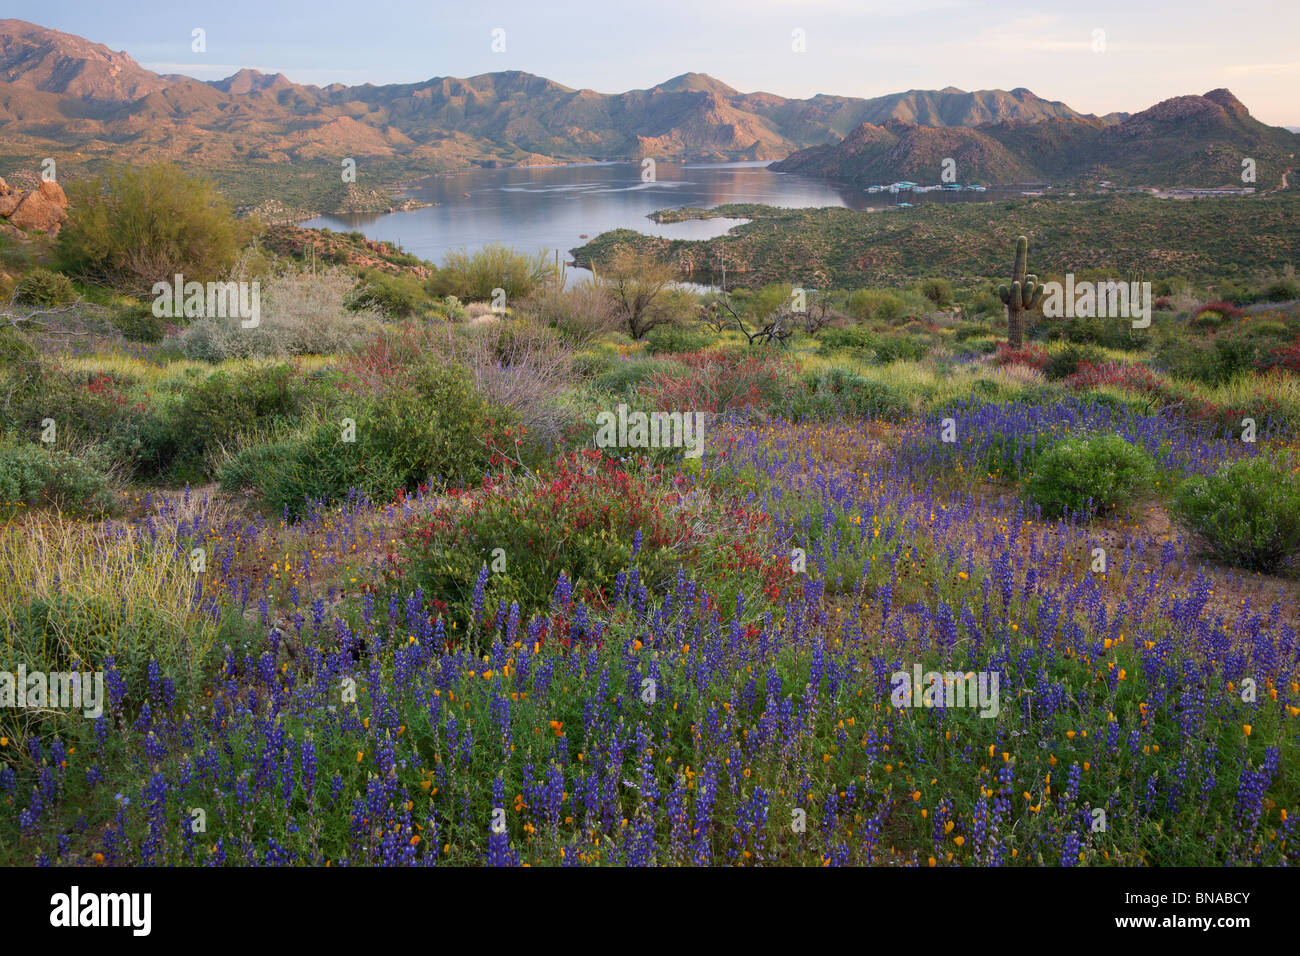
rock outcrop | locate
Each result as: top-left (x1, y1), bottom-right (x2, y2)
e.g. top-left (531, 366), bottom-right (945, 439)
top-left (0, 175), bottom-right (68, 235)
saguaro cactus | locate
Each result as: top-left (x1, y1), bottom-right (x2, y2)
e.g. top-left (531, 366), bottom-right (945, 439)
top-left (997, 235), bottom-right (1043, 349)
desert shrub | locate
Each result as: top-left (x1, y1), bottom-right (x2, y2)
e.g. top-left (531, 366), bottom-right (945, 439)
top-left (2, 363), bottom-right (138, 453)
top-left (1171, 455), bottom-right (1300, 573)
top-left (221, 360), bottom-right (508, 517)
top-left (642, 347), bottom-right (795, 416)
top-left (1044, 343), bottom-right (1107, 381)
top-left (994, 343), bottom-right (1050, 371)
top-left (12, 267), bottom-right (77, 307)
top-left (818, 326), bottom-right (928, 363)
top-left (1063, 316), bottom-right (1148, 349)
top-left (1260, 276), bottom-right (1299, 302)
top-left (1023, 433), bottom-right (1155, 518)
top-left (439, 320), bottom-right (576, 451)
top-left (596, 246), bottom-right (693, 340)
top-left (112, 303), bottom-right (168, 342)
top-left (1264, 337), bottom-right (1300, 374)
top-left (792, 368), bottom-right (912, 421)
top-left (871, 334), bottom-right (930, 363)
top-left (953, 321), bottom-right (992, 341)
top-left (433, 295), bottom-right (468, 321)
top-left (572, 345), bottom-right (621, 378)
top-left (520, 281), bottom-right (618, 346)
top-left (57, 163), bottom-right (247, 293)
top-left (593, 357), bottom-right (682, 399)
top-left (180, 269), bottom-right (372, 360)
top-left (129, 364), bottom-right (299, 481)
top-left (915, 277), bottom-right (954, 309)
top-left (348, 271), bottom-right (427, 318)
top-left (1156, 331), bottom-right (1272, 386)
top-left (398, 451), bottom-right (694, 638)
top-left (817, 325), bottom-right (876, 350)
top-left (431, 245), bottom-right (554, 302)
top-left (644, 323), bottom-right (714, 355)
top-left (0, 442), bottom-right (114, 516)
top-left (0, 327), bottom-right (41, 390)
top-left (847, 289), bottom-right (910, 322)
top-left (1189, 301), bottom-right (1243, 331)
top-left (967, 288), bottom-right (1005, 318)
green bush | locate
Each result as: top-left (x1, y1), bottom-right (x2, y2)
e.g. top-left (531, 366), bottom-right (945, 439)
top-left (847, 289), bottom-right (911, 322)
top-left (112, 303), bottom-right (169, 342)
top-left (792, 368), bottom-right (912, 421)
top-left (953, 321), bottom-right (992, 342)
top-left (13, 267), bottom-right (76, 307)
top-left (221, 360), bottom-right (507, 517)
top-left (57, 163), bottom-right (247, 293)
top-left (1261, 276), bottom-right (1299, 302)
top-left (1045, 343), bottom-right (1107, 381)
top-left (1023, 433), bottom-right (1155, 518)
top-left (2, 364), bottom-right (134, 452)
top-left (348, 271), bottom-right (427, 318)
top-left (399, 453), bottom-right (686, 640)
top-left (4, 595), bottom-right (206, 721)
top-left (644, 324), bottom-right (714, 355)
top-left (593, 357), bottom-right (682, 398)
top-left (1063, 316), bottom-right (1148, 350)
top-left (915, 277), bottom-right (954, 309)
top-left (1171, 455), bottom-right (1300, 573)
top-left (817, 325), bottom-right (929, 363)
top-left (128, 364), bottom-right (299, 481)
top-left (430, 245), bottom-right (554, 302)
top-left (0, 442), bottom-right (114, 516)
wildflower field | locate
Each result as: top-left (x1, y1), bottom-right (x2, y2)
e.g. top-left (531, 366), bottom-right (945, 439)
top-left (3, 161), bottom-right (1300, 871)
top-left (3, 305), bottom-right (1299, 868)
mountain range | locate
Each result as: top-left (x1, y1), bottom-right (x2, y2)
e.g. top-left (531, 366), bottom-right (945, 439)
top-left (771, 89), bottom-right (1298, 187)
top-left (0, 18), bottom-right (1294, 190)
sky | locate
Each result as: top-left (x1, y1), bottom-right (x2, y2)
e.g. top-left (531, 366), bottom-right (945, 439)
top-left (11, 0), bottom-right (1300, 125)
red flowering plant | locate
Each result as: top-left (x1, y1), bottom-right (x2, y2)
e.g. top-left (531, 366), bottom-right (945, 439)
top-left (395, 448), bottom-right (788, 649)
top-left (993, 343), bottom-right (1050, 371)
top-left (1064, 361), bottom-right (1276, 431)
top-left (1264, 336), bottom-right (1300, 375)
top-left (642, 346), bottom-right (796, 416)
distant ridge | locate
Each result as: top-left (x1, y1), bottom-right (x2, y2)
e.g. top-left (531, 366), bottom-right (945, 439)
top-left (0, 18), bottom-right (1292, 187)
top-left (772, 90), bottom-right (1300, 187)
top-left (0, 18), bottom-right (1110, 170)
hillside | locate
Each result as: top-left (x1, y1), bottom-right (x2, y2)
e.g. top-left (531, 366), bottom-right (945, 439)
top-left (573, 194), bottom-right (1300, 288)
top-left (0, 18), bottom-right (1107, 178)
top-left (773, 90), bottom-right (1299, 187)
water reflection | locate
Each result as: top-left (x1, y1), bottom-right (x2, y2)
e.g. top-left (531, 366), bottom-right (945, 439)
top-left (300, 160), bottom-right (1020, 287)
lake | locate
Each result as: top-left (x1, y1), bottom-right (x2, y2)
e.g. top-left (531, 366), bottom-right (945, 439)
top-left (300, 160), bottom-right (1024, 284)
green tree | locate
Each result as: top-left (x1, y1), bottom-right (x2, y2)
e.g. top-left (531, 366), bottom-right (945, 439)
top-left (57, 163), bottom-right (249, 293)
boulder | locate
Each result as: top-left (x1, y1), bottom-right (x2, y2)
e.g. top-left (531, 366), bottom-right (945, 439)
top-left (8, 189), bottom-right (67, 233)
top-left (0, 176), bottom-right (11, 195)
top-left (37, 179), bottom-right (68, 206)
top-left (0, 192), bottom-right (21, 217)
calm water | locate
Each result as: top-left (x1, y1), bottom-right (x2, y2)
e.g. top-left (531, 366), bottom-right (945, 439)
top-left (301, 161), bottom-right (1017, 283)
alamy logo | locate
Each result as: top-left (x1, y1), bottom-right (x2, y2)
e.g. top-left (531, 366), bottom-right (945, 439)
top-left (50, 886), bottom-right (151, 936)
top-left (595, 404), bottom-right (705, 459)
top-left (152, 274), bottom-right (260, 328)
top-left (890, 664), bottom-right (1000, 718)
top-left (1042, 274), bottom-right (1151, 328)
top-left (0, 666), bottom-right (104, 718)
